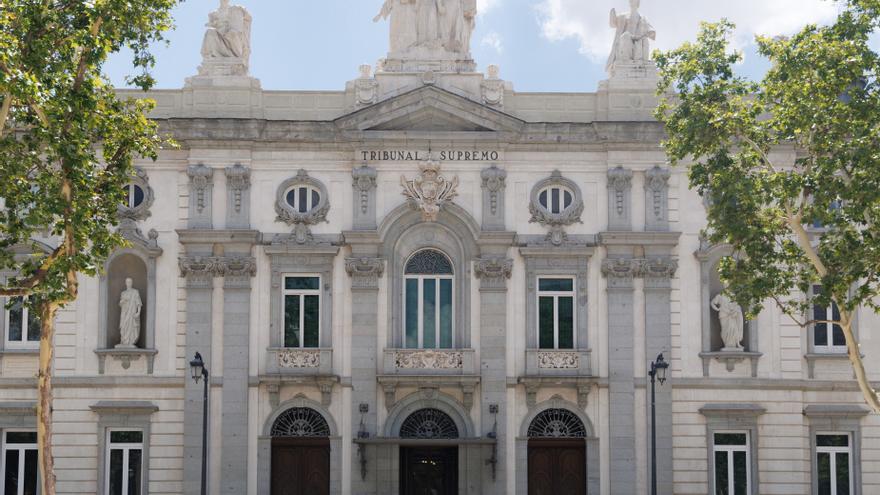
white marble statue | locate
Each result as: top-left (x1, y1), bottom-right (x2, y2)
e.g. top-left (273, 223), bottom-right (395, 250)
top-left (118, 278), bottom-right (142, 348)
top-left (374, 0), bottom-right (476, 58)
top-left (607, 0), bottom-right (656, 72)
top-left (199, 0), bottom-right (252, 75)
top-left (711, 293), bottom-right (744, 351)
top-left (375, 0), bottom-right (418, 55)
top-left (439, 0), bottom-right (477, 54)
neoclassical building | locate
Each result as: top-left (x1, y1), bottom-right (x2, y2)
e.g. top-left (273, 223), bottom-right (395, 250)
top-left (1, 2), bottom-right (878, 495)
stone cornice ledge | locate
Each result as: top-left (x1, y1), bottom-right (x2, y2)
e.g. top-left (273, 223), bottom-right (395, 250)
top-left (803, 404), bottom-right (870, 418)
top-left (0, 401), bottom-right (36, 414)
top-left (176, 229), bottom-right (261, 245)
top-left (90, 401), bottom-right (159, 415)
top-left (599, 231), bottom-right (681, 247)
top-left (699, 403), bottom-right (766, 418)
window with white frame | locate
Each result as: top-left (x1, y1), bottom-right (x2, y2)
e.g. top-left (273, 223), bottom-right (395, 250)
top-left (816, 433), bottom-right (853, 495)
top-left (283, 276), bottom-right (321, 348)
top-left (122, 183), bottom-right (146, 209)
top-left (105, 430), bottom-right (143, 495)
top-left (2, 431), bottom-right (38, 495)
top-left (537, 185), bottom-right (574, 215)
top-left (713, 432), bottom-right (750, 495)
top-left (284, 185), bottom-right (321, 214)
top-left (5, 298), bottom-right (39, 348)
top-left (812, 285), bottom-right (846, 354)
top-left (404, 250), bottom-right (454, 349)
top-left (537, 277), bottom-right (575, 349)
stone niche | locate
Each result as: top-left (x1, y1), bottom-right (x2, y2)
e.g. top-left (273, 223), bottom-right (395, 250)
top-left (708, 264), bottom-right (750, 353)
top-left (105, 254), bottom-right (148, 349)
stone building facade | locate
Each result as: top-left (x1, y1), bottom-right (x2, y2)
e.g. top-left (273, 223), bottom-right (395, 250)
top-left (1, 2), bottom-right (879, 495)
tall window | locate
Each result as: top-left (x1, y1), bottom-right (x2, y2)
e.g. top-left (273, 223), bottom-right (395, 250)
top-left (105, 430), bottom-right (143, 495)
top-left (813, 286), bottom-right (846, 354)
top-left (404, 250), bottom-right (453, 349)
top-left (817, 434), bottom-right (852, 495)
top-left (2, 431), bottom-right (37, 495)
top-left (713, 432), bottom-right (750, 495)
top-left (537, 277), bottom-right (575, 349)
top-left (5, 298), bottom-right (40, 348)
top-left (283, 276), bottom-right (321, 348)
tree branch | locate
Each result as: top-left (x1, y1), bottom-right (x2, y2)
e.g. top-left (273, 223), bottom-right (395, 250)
top-left (0, 94), bottom-right (11, 136)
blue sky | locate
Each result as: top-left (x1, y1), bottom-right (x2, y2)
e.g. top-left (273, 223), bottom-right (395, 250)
top-left (104, 0), bottom-right (875, 93)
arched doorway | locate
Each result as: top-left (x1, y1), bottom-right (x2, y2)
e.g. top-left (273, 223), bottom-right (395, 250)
top-left (527, 408), bottom-right (587, 495)
top-left (270, 407), bottom-right (331, 495)
top-left (399, 408), bottom-right (459, 495)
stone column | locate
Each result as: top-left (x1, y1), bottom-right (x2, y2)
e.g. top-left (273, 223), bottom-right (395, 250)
top-left (642, 258), bottom-right (677, 495)
top-left (345, 252), bottom-right (384, 495)
top-left (601, 258), bottom-right (640, 495)
top-left (219, 256), bottom-right (257, 494)
top-left (474, 256), bottom-right (513, 493)
top-left (179, 255), bottom-right (218, 495)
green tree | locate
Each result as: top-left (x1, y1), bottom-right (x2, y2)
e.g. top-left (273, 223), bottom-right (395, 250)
top-left (655, 0), bottom-right (880, 412)
top-left (0, 1), bottom-right (179, 492)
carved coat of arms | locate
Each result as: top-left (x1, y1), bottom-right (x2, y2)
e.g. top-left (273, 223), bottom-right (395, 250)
top-left (401, 159), bottom-right (459, 222)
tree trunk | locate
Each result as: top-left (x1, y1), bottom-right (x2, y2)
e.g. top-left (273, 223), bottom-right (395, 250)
top-left (840, 313), bottom-right (880, 413)
top-left (37, 302), bottom-right (58, 495)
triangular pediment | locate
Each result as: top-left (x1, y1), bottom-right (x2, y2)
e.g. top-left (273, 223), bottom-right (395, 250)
top-left (335, 85), bottom-right (524, 134)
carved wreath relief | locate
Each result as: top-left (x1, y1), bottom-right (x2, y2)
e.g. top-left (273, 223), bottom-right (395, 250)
top-left (278, 349), bottom-right (321, 369)
top-left (401, 158), bottom-right (459, 222)
top-left (395, 350), bottom-right (463, 370)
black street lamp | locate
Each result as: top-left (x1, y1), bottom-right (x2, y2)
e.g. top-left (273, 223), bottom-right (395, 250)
top-left (649, 353), bottom-right (670, 495)
top-left (189, 352), bottom-right (209, 495)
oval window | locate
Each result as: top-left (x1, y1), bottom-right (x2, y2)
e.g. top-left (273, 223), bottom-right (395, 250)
top-left (538, 186), bottom-right (573, 215)
top-left (124, 184), bottom-right (145, 209)
top-left (285, 186), bottom-right (321, 214)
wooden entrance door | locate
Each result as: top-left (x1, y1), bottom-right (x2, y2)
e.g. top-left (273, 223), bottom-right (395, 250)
top-left (271, 438), bottom-right (330, 495)
top-left (399, 446), bottom-right (458, 495)
top-left (528, 439), bottom-right (586, 495)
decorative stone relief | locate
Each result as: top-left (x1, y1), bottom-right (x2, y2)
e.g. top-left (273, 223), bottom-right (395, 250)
top-left (645, 166), bottom-right (671, 231)
top-left (537, 351), bottom-right (579, 369)
top-left (607, 167), bottom-right (633, 230)
top-left (529, 171), bottom-right (585, 246)
top-left (481, 65), bottom-right (504, 107)
top-left (473, 257), bottom-right (513, 290)
top-left (606, 0), bottom-right (656, 75)
top-left (278, 349), bottom-right (321, 369)
top-left (401, 159), bottom-right (459, 222)
top-left (395, 350), bottom-right (464, 370)
top-left (275, 170), bottom-right (331, 244)
top-left (480, 165), bottom-right (507, 230)
top-left (178, 255), bottom-right (256, 288)
top-left (354, 64), bottom-right (379, 106)
top-left (601, 257), bottom-right (640, 289)
top-left (187, 164), bottom-right (214, 229)
top-left (225, 164), bottom-right (251, 229)
top-left (118, 168), bottom-right (154, 224)
top-left (345, 257), bottom-right (385, 290)
top-left (352, 164), bottom-right (378, 229)
top-left (640, 257), bottom-right (678, 289)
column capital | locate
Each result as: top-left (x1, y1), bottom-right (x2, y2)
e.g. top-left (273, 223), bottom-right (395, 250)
top-left (473, 257), bottom-right (513, 291)
top-left (601, 257), bottom-right (640, 289)
top-left (345, 257), bottom-right (385, 290)
top-left (640, 257), bottom-right (678, 289)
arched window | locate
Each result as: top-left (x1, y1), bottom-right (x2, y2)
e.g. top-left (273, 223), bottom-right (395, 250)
top-left (399, 409), bottom-right (459, 439)
top-left (404, 250), bottom-right (454, 349)
top-left (527, 409), bottom-right (587, 438)
top-left (270, 408), bottom-right (331, 438)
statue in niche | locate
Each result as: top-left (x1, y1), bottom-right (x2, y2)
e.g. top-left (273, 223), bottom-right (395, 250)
top-left (606, 0), bottom-right (656, 72)
top-left (200, 0), bottom-right (252, 62)
top-left (711, 293), bottom-right (744, 351)
top-left (117, 278), bottom-right (142, 349)
top-left (374, 0), bottom-right (476, 57)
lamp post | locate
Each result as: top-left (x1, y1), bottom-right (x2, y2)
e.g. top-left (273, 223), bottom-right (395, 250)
top-left (649, 353), bottom-right (669, 495)
top-left (190, 352), bottom-right (209, 495)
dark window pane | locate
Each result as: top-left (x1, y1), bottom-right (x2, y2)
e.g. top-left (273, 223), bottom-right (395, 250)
top-left (298, 187), bottom-right (308, 212)
top-left (552, 188), bottom-right (560, 214)
top-left (311, 190), bottom-right (320, 210)
top-left (23, 449), bottom-right (37, 495)
top-left (814, 300), bottom-right (828, 346)
top-left (5, 450), bottom-right (19, 495)
top-left (836, 452), bottom-right (850, 495)
top-left (405, 250), bottom-right (453, 275)
top-left (832, 325), bottom-right (846, 347)
top-left (405, 279), bottom-right (418, 349)
top-left (128, 449), bottom-right (143, 495)
top-left (538, 297), bottom-right (554, 349)
top-left (286, 189), bottom-right (296, 208)
top-left (733, 451), bottom-right (748, 495)
top-left (818, 452), bottom-right (831, 495)
top-left (6, 432), bottom-right (37, 444)
top-left (538, 278), bottom-right (574, 292)
top-left (539, 190), bottom-right (548, 209)
top-left (110, 431), bottom-right (143, 443)
top-left (423, 279), bottom-right (436, 349)
top-left (303, 295), bottom-right (320, 348)
top-left (8, 297), bottom-right (23, 342)
top-left (714, 433), bottom-right (748, 446)
top-left (817, 435), bottom-right (849, 447)
top-left (564, 190), bottom-right (573, 209)
top-left (26, 309), bottom-right (40, 342)
top-left (284, 295), bottom-right (300, 348)
top-left (109, 449), bottom-right (124, 495)
top-left (715, 451), bottom-right (729, 495)
top-left (285, 277), bottom-right (320, 291)
top-left (439, 279), bottom-right (453, 349)
top-left (132, 185), bottom-right (144, 208)
top-left (558, 297), bottom-right (574, 349)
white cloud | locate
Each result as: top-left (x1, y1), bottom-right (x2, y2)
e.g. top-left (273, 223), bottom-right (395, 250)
top-left (482, 31), bottom-right (504, 53)
top-left (478, 0), bottom-right (501, 15)
top-left (537, 0), bottom-right (842, 62)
